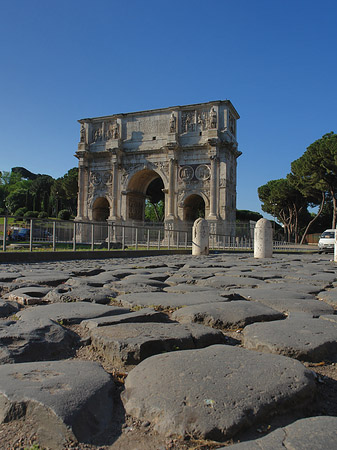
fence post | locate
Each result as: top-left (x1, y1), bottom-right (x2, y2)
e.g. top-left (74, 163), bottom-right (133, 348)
top-left (122, 226), bottom-right (125, 250)
top-left (158, 229), bottom-right (160, 250)
top-left (73, 222), bottom-right (76, 251)
top-left (135, 228), bottom-right (138, 250)
top-left (91, 223), bottom-right (94, 251)
top-left (3, 216), bottom-right (7, 252)
top-left (29, 219), bottom-right (33, 252)
top-left (185, 231), bottom-right (187, 249)
top-left (177, 231), bottom-right (179, 249)
top-left (147, 229), bottom-right (150, 250)
top-left (52, 221), bottom-right (56, 251)
top-left (107, 224), bottom-right (111, 251)
top-left (168, 230), bottom-right (170, 250)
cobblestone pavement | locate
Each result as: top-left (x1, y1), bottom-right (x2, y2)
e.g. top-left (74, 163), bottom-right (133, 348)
top-left (0, 252), bottom-right (336, 450)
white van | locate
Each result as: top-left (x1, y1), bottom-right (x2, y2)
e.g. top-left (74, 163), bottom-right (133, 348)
top-left (318, 229), bottom-right (335, 252)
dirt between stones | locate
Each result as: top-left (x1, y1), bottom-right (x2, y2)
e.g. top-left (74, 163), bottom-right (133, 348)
top-left (0, 325), bottom-right (336, 450)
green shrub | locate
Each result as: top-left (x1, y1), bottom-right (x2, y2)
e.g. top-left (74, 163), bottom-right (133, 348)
top-left (14, 207), bottom-right (28, 218)
top-left (58, 209), bottom-right (71, 220)
top-left (0, 208), bottom-right (5, 215)
top-left (24, 211), bottom-right (39, 219)
top-left (38, 211), bottom-right (48, 219)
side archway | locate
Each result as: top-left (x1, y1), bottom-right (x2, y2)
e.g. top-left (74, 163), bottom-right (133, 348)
top-left (92, 197), bottom-right (110, 221)
top-left (183, 194), bottom-right (205, 222)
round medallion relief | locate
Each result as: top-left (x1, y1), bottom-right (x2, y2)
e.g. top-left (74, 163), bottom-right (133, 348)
top-left (179, 166), bottom-right (194, 181)
top-left (102, 172), bottom-right (112, 184)
top-left (195, 164), bottom-right (210, 181)
top-left (90, 171), bottom-right (102, 186)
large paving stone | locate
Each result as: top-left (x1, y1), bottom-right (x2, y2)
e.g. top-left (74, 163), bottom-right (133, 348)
top-left (44, 284), bottom-right (116, 304)
top-left (17, 302), bottom-right (130, 324)
top-left (81, 308), bottom-right (169, 330)
top-left (317, 287), bottom-right (337, 307)
top-left (243, 316), bottom-right (337, 361)
top-left (5, 286), bottom-right (52, 305)
top-left (171, 300), bottom-right (284, 329)
top-left (265, 280), bottom-right (327, 295)
top-left (0, 299), bottom-right (21, 317)
top-left (222, 416), bottom-right (337, 449)
top-left (90, 322), bottom-right (226, 368)
top-left (285, 271), bottom-right (337, 284)
top-left (0, 271), bottom-right (23, 282)
top-left (197, 275), bottom-right (264, 289)
top-left (163, 284), bottom-right (220, 293)
top-left (111, 275), bottom-right (169, 294)
top-left (123, 345), bottom-right (316, 441)
top-left (0, 317), bottom-right (77, 364)
top-left (118, 291), bottom-right (229, 309)
top-left (79, 271), bottom-right (119, 286)
top-left (0, 360), bottom-right (115, 449)
top-left (224, 287), bottom-right (316, 301)
top-left (223, 288), bottom-right (334, 316)
top-left (14, 270), bottom-right (73, 286)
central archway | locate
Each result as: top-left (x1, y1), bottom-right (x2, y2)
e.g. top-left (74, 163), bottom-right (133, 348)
top-left (183, 194), bottom-right (205, 222)
top-left (127, 169), bottom-right (165, 222)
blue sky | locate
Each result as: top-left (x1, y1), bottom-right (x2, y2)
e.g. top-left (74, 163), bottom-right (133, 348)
top-left (1, 0), bottom-right (337, 216)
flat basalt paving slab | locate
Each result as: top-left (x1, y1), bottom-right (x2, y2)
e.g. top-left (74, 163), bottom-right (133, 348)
top-left (171, 300), bottom-right (284, 329)
top-left (264, 280), bottom-right (328, 295)
top-left (90, 322), bottom-right (226, 368)
top-left (122, 344), bottom-right (316, 441)
top-left (196, 275), bottom-right (264, 289)
top-left (44, 284), bottom-right (117, 304)
top-left (5, 286), bottom-right (52, 305)
top-left (0, 317), bottom-right (77, 364)
top-left (222, 416), bottom-right (337, 449)
top-left (17, 302), bottom-right (130, 324)
top-left (224, 287), bottom-right (316, 301)
top-left (0, 299), bottom-right (20, 318)
top-left (0, 360), bottom-right (115, 450)
top-left (81, 308), bottom-right (170, 330)
top-left (13, 271), bottom-right (73, 286)
top-left (117, 291), bottom-right (229, 309)
top-left (317, 287), bottom-right (337, 307)
top-left (243, 316), bottom-right (337, 362)
top-left (163, 284), bottom-right (221, 293)
top-left (224, 288), bottom-right (334, 316)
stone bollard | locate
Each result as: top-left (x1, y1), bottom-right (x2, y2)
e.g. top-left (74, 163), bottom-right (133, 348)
top-left (192, 218), bottom-right (209, 256)
top-left (254, 218), bottom-right (273, 258)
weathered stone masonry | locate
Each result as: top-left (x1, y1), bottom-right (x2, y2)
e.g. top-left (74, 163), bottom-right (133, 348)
top-left (75, 100), bottom-right (241, 238)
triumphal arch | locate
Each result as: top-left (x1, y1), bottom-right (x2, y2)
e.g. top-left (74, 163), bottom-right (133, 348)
top-left (75, 100), bottom-right (241, 238)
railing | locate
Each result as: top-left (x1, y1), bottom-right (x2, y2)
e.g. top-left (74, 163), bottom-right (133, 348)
top-left (0, 216), bottom-right (304, 254)
top-left (0, 217), bottom-right (190, 252)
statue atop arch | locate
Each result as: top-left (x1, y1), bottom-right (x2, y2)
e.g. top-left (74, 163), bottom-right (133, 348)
top-left (75, 100), bottom-right (241, 237)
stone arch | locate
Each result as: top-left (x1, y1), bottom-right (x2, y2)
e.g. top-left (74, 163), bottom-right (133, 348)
top-left (92, 197), bottom-right (110, 221)
top-left (183, 194), bottom-right (206, 222)
top-left (126, 169), bottom-right (165, 221)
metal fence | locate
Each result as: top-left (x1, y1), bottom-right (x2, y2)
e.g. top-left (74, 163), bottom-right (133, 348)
top-left (0, 216), bottom-right (297, 253)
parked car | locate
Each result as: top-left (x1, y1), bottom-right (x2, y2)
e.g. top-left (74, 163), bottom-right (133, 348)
top-left (17, 228), bottom-right (30, 241)
top-left (318, 229), bottom-right (335, 252)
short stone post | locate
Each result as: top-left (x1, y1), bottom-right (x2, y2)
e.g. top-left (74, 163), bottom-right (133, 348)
top-left (254, 218), bottom-right (273, 258)
top-left (192, 218), bottom-right (209, 256)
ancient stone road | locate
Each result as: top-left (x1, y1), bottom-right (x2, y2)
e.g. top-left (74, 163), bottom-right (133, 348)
top-left (0, 252), bottom-right (336, 449)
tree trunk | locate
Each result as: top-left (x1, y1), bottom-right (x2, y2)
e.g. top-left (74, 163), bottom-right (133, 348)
top-left (300, 192), bottom-right (325, 245)
top-left (332, 192), bottom-right (337, 229)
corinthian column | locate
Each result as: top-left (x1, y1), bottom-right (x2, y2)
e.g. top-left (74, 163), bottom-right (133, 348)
top-left (110, 162), bottom-right (118, 219)
top-left (76, 164), bottom-right (88, 220)
top-left (208, 156), bottom-right (218, 219)
top-left (167, 158), bottom-right (176, 219)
